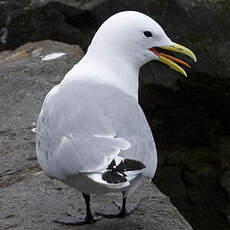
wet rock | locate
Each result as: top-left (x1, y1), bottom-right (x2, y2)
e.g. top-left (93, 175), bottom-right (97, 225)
top-left (154, 145), bottom-right (229, 230)
top-left (0, 40), bottom-right (192, 230)
top-left (0, 0), bottom-right (98, 52)
top-left (139, 74), bottom-right (230, 146)
top-left (221, 171), bottom-right (230, 225)
top-left (218, 136), bottom-right (230, 225)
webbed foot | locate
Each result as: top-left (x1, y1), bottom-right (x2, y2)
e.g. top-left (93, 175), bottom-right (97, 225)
top-left (95, 200), bottom-right (139, 218)
top-left (54, 212), bottom-right (102, 225)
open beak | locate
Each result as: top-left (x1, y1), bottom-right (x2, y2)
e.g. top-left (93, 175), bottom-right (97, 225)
top-left (150, 42), bottom-right (197, 77)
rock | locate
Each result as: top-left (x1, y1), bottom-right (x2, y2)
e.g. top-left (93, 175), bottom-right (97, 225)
top-left (218, 136), bottom-right (230, 225)
top-left (0, 40), bottom-right (193, 230)
top-left (216, 136), bottom-right (230, 171)
top-left (0, 40), bottom-right (83, 191)
top-left (32, 0), bottom-right (106, 9)
top-left (221, 171), bottom-right (230, 225)
top-left (154, 144), bottom-right (230, 230)
top-left (0, 40), bottom-right (83, 131)
top-left (0, 175), bottom-right (193, 230)
top-left (0, 0), bottom-right (98, 53)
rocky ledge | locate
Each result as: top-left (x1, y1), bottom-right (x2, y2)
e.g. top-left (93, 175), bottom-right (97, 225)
top-left (0, 40), bottom-right (192, 230)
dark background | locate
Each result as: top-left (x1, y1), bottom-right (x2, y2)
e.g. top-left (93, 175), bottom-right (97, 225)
top-left (0, 1), bottom-right (229, 229)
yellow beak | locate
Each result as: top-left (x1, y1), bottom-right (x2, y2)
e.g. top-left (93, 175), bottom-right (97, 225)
top-left (150, 42), bottom-right (197, 77)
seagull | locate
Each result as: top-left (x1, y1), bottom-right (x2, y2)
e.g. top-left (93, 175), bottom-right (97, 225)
top-left (36, 11), bottom-right (196, 225)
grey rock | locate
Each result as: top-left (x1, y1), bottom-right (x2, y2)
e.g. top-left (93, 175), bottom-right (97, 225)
top-left (0, 40), bottom-right (193, 230)
top-left (0, 173), bottom-right (193, 230)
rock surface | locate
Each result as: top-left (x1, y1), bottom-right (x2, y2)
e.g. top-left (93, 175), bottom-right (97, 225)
top-left (0, 40), bottom-right (193, 230)
top-left (219, 136), bottom-right (230, 225)
top-left (1, 173), bottom-right (192, 230)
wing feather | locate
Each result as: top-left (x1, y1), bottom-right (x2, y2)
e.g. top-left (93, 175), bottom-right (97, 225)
top-left (36, 81), bottom-right (156, 180)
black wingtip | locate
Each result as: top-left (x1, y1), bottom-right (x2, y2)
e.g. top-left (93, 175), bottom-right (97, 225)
top-left (102, 158), bottom-right (145, 184)
top-left (107, 159), bottom-right (116, 170)
top-left (102, 171), bottom-right (127, 184)
top-left (123, 159), bottom-right (145, 171)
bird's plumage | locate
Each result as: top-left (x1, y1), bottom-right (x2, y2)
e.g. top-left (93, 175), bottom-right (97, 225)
top-left (37, 80), bottom-right (157, 194)
top-left (36, 11), bottom-right (166, 196)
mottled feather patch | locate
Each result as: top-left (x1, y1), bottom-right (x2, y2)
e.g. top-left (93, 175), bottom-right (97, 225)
top-left (102, 158), bottom-right (145, 184)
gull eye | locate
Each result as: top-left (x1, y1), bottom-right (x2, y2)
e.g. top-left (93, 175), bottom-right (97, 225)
top-left (143, 31), bottom-right (153, 37)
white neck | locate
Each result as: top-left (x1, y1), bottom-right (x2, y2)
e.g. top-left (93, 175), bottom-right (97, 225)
top-left (64, 49), bottom-right (140, 101)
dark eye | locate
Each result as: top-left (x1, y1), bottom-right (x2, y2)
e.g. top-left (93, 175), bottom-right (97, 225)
top-left (143, 31), bottom-right (153, 37)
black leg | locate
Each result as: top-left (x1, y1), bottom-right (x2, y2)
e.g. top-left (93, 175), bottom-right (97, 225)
top-left (95, 192), bottom-right (139, 218)
top-left (83, 193), bottom-right (94, 220)
top-left (118, 192), bottom-right (128, 217)
top-left (54, 193), bottom-right (101, 225)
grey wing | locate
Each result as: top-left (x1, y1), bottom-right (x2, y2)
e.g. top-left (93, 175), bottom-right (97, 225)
top-left (101, 90), bottom-right (157, 178)
top-left (36, 82), bottom-right (157, 180)
top-left (36, 83), bottom-right (131, 179)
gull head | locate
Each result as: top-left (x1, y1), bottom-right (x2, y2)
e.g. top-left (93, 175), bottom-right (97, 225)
top-left (88, 11), bottom-right (196, 77)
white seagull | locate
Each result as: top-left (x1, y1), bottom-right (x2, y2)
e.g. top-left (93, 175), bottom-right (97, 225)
top-left (36, 11), bottom-right (196, 225)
